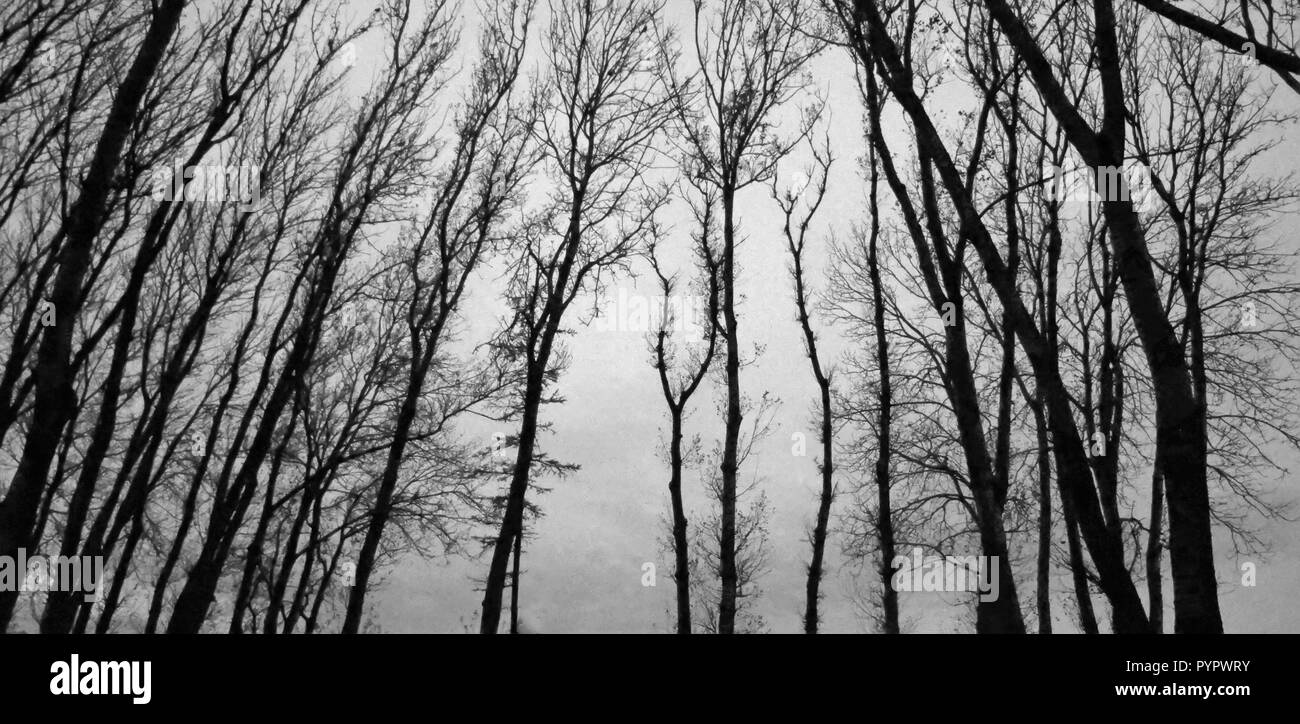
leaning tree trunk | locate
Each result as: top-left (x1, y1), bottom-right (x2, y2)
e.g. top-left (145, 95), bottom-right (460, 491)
top-left (480, 338), bottom-right (553, 633)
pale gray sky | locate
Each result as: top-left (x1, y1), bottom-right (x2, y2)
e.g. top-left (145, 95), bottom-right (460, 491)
top-left (343, 0), bottom-right (1300, 634)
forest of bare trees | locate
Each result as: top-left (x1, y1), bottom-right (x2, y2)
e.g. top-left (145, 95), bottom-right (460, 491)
top-left (1, 0), bottom-right (1297, 635)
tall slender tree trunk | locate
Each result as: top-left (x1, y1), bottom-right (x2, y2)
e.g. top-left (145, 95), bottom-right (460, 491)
top-left (510, 521), bottom-right (522, 634)
top-left (343, 360), bottom-right (428, 633)
top-left (652, 245), bottom-right (716, 636)
top-left (864, 131), bottom-right (898, 634)
top-left (1147, 463), bottom-right (1165, 633)
top-left (718, 187), bottom-right (741, 635)
top-left (667, 412), bottom-right (691, 634)
top-left (858, 63), bottom-right (1025, 633)
top-left (787, 187), bottom-right (836, 634)
top-left (803, 379), bottom-right (833, 634)
top-left (480, 354), bottom-right (550, 633)
top-left (1033, 400), bottom-right (1053, 634)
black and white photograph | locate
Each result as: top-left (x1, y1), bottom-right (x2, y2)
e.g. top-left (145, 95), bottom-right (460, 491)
top-left (0, 0), bottom-right (1296, 709)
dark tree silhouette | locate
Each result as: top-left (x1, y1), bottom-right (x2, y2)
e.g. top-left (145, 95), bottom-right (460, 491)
top-left (478, 0), bottom-right (675, 634)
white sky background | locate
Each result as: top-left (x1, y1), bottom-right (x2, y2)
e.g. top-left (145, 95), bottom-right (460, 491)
top-left (326, 0), bottom-right (1300, 633)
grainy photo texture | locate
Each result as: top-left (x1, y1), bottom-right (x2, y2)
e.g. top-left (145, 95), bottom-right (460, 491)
top-left (1, 0), bottom-right (1298, 638)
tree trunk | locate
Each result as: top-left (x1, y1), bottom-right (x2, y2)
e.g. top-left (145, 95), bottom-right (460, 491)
top-left (510, 520), bottom-right (522, 634)
top-left (480, 355), bottom-right (550, 633)
top-left (803, 380), bottom-right (833, 634)
top-left (1147, 463), bottom-right (1165, 634)
top-left (343, 360), bottom-right (428, 633)
top-left (718, 186), bottom-right (741, 635)
top-left (1033, 400), bottom-right (1053, 634)
top-left (864, 126), bottom-right (898, 634)
top-left (1060, 485), bottom-right (1100, 634)
top-left (667, 412), bottom-right (691, 634)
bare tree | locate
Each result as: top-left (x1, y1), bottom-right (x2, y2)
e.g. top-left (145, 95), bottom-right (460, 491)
top-left (341, 0), bottom-right (536, 634)
top-left (165, 0), bottom-right (461, 633)
top-left (978, 0), bottom-right (1221, 632)
top-left (39, 0), bottom-right (315, 635)
top-left (0, 0), bottom-right (189, 631)
top-left (648, 184), bottom-right (721, 634)
top-left (771, 137), bottom-right (838, 633)
top-left (666, 0), bottom-right (821, 634)
top-left (478, 0), bottom-right (676, 634)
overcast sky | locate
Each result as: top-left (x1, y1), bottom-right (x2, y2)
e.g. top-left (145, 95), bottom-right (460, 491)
top-left (335, 0), bottom-right (1300, 634)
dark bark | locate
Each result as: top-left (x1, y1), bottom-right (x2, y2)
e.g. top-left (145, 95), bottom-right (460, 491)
top-left (40, 0), bottom-right (304, 634)
top-left (0, 0), bottom-right (187, 631)
top-left (510, 520), bottom-right (522, 634)
top-left (718, 186), bottom-right (742, 635)
top-left (480, 0), bottom-right (670, 632)
top-left (802, 377), bottom-right (834, 634)
top-left (1129, 0), bottom-right (1300, 89)
top-left (666, 414), bottom-right (692, 633)
top-left (980, 0), bottom-right (1221, 634)
top-left (342, 10), bottom-right (528, 632)
top-left (862, 80), bottom-right (898, 633)
top-left (481, 217), bottom-right (583, 633)
top-left (846, 0), bottom-right (1026, 634)
top-left (650, 221), bottom-right (719, 634)
top-left (849, 0), bottom-right (1150, 633)
top-left (1147, 463), bottom-right (1165, 634)
top-left (229, 408), bottom-right (300, 633)
top-left (1033, 398), bottom-right (1052, 634)
top-left (167, 8), bottom-right (451, 631)
top-left (774, 143), bottom-right (836, 634)
top-left (1063, 503), bottom-right (1100, 634)
top-left (167, 267), bottom-right (333, 633)
top-left (343, 366), bottom-right (427, 634)
top-left (861, 83), bottom-right (1025, 633)
top-left (481, 359), bottom-right (550, 633)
